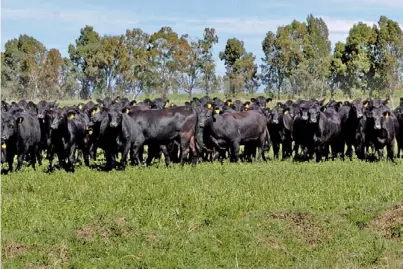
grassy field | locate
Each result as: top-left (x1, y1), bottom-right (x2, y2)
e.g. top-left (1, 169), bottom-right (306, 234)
top-left (2, 158), bottom-right (403, 268)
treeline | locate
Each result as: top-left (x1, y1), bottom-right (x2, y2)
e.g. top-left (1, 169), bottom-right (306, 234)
top-left (1, 15), bottom-right (402, 101)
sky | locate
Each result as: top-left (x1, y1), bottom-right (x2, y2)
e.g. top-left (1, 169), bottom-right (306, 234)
top-left (2, 0), bottom-right (403, 76)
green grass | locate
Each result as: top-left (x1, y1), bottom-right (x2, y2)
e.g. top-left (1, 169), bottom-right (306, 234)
top-left (2, 158), bottom-right (403, 268)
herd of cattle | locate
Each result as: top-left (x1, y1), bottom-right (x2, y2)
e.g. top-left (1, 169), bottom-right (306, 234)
top-left (1, 95), bottom-right (403, 173)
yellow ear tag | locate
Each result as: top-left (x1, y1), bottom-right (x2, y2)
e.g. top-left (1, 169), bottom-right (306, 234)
top-left (284, 110), bottom-right (289, 115)
top-left (207, 103), bottom-right (212, 109)
top-left (124, 108), bottom-right (129, 114)
top-left (364, 103), bottom-right (368, 108)
top-left (228, 102), bottom-right (232, 106)
top-left (1, 143), bottom-right (6, 149)
top-left (88, 130), bottom-right (93, 135)
top-left (245, 104), bottom-right (249, 108)
top-left (91, 110), bottom-right (96, 115)
top-left (215, 109), bottom-right (220, 114)
top-left (385, 113), bottom-right (390, 118)
top-left (68, 113), bottom-right (75, 120)
top-left (78, 105), bottom-right (82, 110)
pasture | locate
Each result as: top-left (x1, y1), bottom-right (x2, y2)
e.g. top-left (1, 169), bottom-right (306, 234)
top-left (2, 158), bottom-right (403, 268)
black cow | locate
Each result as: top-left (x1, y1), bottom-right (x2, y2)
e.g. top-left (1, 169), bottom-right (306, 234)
top-left (197, 107), bottom-right (269, 163)
top-left (1, 111), bottom-right (41, 171)
top-left (48, 107), bottom-right (87, 172)
top-left (365, 103), bottom-right (398, 162)
top-left (128, 106), bottom-right (198, 167)
top-left (267, 105), bottom-right (293, 160)
top-left (309, 106), bottom-right (343, 162)
top-left (394, 103), bottom-right (403, 158)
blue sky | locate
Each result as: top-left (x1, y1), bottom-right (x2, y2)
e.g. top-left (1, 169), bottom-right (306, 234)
top-left (2, 0), bottom-right (403, 76)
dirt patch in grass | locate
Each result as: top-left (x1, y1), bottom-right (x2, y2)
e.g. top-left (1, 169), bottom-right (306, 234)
top-left (76, 216), bottom-right (130, 243)
top-left (268, 212), bottom-right (323, 248)
top-left (368, 204), bottom-right (403, 240)
top-left (2, 242), bottom-right (29, 259)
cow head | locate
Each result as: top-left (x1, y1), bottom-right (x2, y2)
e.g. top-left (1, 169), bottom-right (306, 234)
top-left (50, 109), bottom-right (70, 130)
top-left (300, 105), bottom-right (310, 121)
top-left (251, 96), bottom-right (272, 108)
top-left (1, 113), bottom-right (17, 141)
top-left (108, 109), bottom-right (122, 128)
top-left (270, 107), bottom-right (282, 125)
top-left (350, 99), bottom-right (364, 119)
top-left (372, 107), bottom-right (392, 130)
top-left (198, 103), bottom-right (214, 128)
top-left (308, 106), bottom-right (320, 124)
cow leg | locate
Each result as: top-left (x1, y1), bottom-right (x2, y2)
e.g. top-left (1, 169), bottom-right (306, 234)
top-left (160, 145), bottom-right (171, 167)
top-left (16, 151), bottom-right (26, 172)
top-left (188, 136), bottom-right (198, 167)
top-left (132, 143), bottom-right (144, 167)
top-left (272, 143), bottom-right (280, 159)
top-left (230, 141), bottom-right (240, 163)
top-left (387, 142), bottom-right (395, 163)
top-left (7, 153), bottom-right (14, 172)
top-left (30, 146), bottom-right (37, 170)
top-left (179, 141), bottom-right (190, 167)
top-left (104, 150), bottom-right (114, 171)
top-left (120, 143), bottom-right (131, 170)
top-left (66, 144), bottom-right (76, 172)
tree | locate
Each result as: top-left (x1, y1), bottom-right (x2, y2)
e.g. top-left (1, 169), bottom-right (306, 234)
top-left (68, 25), bottom-right (101, 99)
top-left (373, 16), bottom-right (403, 99)
top-left (41, 48), bottom-right (63, 99)
top-left (261, 15), bottom-right (331, 98)
top-left (91, 35), bottom-right (123, 97)
top-left (219, 38), bottom-right (259, 97)
top-left (118, 28), bottom-right (154, 98)
top-left (175, 29), bottom-right (218, 98)
top-left (199, 28), bottom-right (219, 95)
top-left (149, 26), bottom-right (182, 98)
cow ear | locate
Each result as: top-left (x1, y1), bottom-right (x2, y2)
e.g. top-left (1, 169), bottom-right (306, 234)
top-left (251, 98), bottom-right (256, 103)
top-left (277, 102), bottom-right (283, 107)
top-left (206, 103), bottom-right (213, 110)
top-left (320, 106), bottom-right (327, 112)
top-left (283, 108), bottom-right (289, 115)
top-left (17, 116), bottom-right (24, 124)
top-left (122, 108), bottom-right (129, 114)
top-left (266, 98), bottom-right (273, 103)
top-left (130, 100), bottom-right (137, 105)
top-left (67, 111), bottom-right (76, 120)
top-left (363, 101), bottom-right (369, 108)
top-left (384, 112), bottom-right (391, 118)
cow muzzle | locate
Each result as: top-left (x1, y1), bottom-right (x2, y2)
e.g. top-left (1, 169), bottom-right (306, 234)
top-left (302, 115), bottom-right (308, 121)
top-left (110, 122), bottom-right (118, 128)
top-left (199, 122), bottom-right (204, 128)
top-left (374, 123), bottom-right (381, 130)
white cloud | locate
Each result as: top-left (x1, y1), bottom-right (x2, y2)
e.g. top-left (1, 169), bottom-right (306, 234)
top-left (332, 0), bottom-right (403, 7)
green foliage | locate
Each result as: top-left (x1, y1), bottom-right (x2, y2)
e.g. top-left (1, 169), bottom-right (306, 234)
top-left (261, 15), bottom-right (331, 99)
top-left (220, 38), bottom-right (259, 97)
top-left (2, 159), bottom-right (403, 268)
top-left (1, 35), bottom-right (63, 100)
top-left (1, 15), bottom-right (402, 101)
